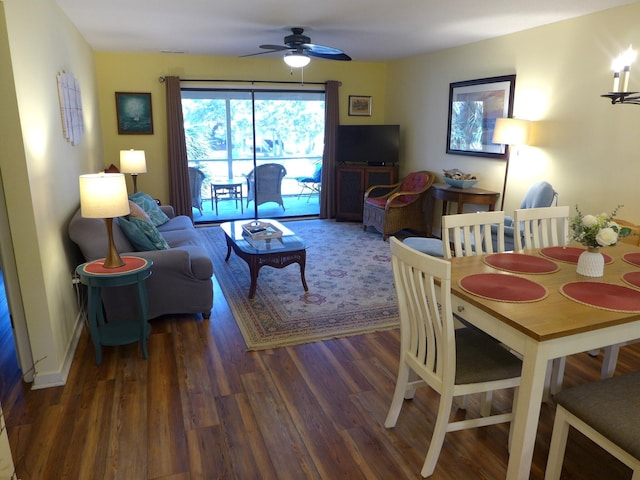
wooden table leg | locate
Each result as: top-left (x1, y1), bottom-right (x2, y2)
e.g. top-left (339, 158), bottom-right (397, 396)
top-left (299, 252), bottom-right (308, 292)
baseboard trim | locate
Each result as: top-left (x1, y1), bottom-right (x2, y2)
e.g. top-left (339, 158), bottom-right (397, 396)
top-left (30, 312), bottom-right (84, 390)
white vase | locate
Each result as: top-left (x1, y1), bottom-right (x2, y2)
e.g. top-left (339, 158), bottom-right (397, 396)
top-left (576, 247), bottom-right (604, 277)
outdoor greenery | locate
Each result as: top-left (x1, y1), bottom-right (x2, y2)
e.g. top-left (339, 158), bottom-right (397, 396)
top-left (182, 92), bottom-right (326, 162)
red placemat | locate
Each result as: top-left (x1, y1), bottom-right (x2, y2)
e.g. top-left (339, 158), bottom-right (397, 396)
top-left (539, 246), bottom-right (613, 265)
top-left (484, 253), bottom-right (558, 274)
top-left (83, 256), bottom-right (148, 275)
top-left (459, 273), bottom-right (548, 303)
top-left (560, 282), bottom-right (640, 312)
top-left (622, 252), bottom-right (640, 267)
top-left (622, 271), bottom-right (640, 289)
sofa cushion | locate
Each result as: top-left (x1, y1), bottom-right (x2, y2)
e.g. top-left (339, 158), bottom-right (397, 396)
top-left (128, 200), bottom-right (151, 223)
top-left (129, 192), bottom-right (170, 227)
top-left (118, 216), bottom-right (170, 251)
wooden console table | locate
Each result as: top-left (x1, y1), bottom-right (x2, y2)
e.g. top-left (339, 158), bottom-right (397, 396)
top-left (427, 183), bottom-right (500, 237)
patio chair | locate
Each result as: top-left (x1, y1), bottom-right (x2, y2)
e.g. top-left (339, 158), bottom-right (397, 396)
top-left (295, 162), bottom-right (322, 202)
top-left (385, 237), bottom-right (521, 478)
top-left (545, 371), bottom-right (640, 479)
top-left (363, 170), bottom-right (435, 240)
top-left (245, 163), bottom-right (287, 211)
top-left (188, 167), bottom-right (206, 216)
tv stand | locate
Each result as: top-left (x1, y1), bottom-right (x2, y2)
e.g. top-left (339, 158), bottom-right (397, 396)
top-left (336, 164), bottom-right (398, 221)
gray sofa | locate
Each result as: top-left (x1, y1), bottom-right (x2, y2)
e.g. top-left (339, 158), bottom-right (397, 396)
top-left (69, 205), bottom-right (213, 321)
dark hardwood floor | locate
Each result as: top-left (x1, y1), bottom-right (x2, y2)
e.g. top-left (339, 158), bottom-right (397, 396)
top-left (0, 277), bottom-right (637, 479)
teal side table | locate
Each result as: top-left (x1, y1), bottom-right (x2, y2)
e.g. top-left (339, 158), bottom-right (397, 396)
top-left (76, 256), bottom-right (153, 365)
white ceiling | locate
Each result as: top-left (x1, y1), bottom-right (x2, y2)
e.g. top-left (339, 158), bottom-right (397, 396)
top-left (56, 0), bottom-right (637, 62)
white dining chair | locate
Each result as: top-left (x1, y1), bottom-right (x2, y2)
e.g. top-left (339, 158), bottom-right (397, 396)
top-left (544, 371), bottom-right (640, 479)
top-left (385, 237), bottom-right (522, 478)
top-left (513, 206), bottom-right (571, 398)
top-left (513, 205), bottom-right (570, 251)
top-left (441, 210), bottom-right (505, 258)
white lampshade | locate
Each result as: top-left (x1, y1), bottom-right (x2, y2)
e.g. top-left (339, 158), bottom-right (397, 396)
top-left (492, 118), bottom-right (531, 146)
top-left (284, 51), bottom-right (311, 68)
top-left (79, 173), bottom-right (130, 219)
top-left (119, 149), bottom-right (147, 174)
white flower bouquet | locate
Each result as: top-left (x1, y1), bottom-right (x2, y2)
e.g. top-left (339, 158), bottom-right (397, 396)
top-left (569, 205), bottom-right (631, 248)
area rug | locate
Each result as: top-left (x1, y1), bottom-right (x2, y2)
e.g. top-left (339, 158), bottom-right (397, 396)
top-left (198, 219), bottom-right (399, 350)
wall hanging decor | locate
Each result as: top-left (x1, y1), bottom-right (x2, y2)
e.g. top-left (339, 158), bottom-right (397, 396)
top-left (115, 92), bottom-right (153, 134)
top-left (348, 95), bottom-right (372, 116)
top-left (56, 70), bottom-right (84, 145)
top-left (446, 75), bottom-right (515, 159)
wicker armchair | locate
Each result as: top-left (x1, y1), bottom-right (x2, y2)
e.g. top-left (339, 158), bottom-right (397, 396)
top-left (245, 163), bottom-right (287, 211)
top-left (189, 167), bottom-right (206, 216)
top-left (363, 170), bottom-right (435, 240)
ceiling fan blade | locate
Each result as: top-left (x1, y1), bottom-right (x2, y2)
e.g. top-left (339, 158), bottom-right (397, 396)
top-left (259, 44), bottom-right (290, 51)
top-left (240, 50), bottom-right (281, 58)
top-left (306, 50), bottom-right (352, 61)
top-left (303, 43), bottom-right (346, 56)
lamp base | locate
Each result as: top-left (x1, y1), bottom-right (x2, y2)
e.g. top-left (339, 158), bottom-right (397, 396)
top-left (103, 218), bottom-right (124, 268)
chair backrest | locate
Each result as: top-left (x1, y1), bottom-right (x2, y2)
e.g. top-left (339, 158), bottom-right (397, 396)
top-left (513, 206), bottom-right (570, 250)
top-left (442, 211), bottom-right (505, 258)
top-left (250, 163), bottom-right (286, 190)
top-left (519, 181), bottom-right (557, 209)
top-left (312, 163), bottom-right (322, 182)
top-left (390, 237), bottom-right (456, 386)
top-left (188, 167), bottom-right (205, 205)
top-left (397, 171), bottom-right (434, 203)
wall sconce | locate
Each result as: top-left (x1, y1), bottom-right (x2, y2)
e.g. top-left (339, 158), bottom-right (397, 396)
top-left (79, 173), bottom-right (130, 268)
top-left (602, 45), bottom-right (640, 105)
top-left (284, 50), bottom-right (310, 68)
top-left (119, 149), bottom-right (147, 193)
top-left (492, 117), bottom-right (531, 210)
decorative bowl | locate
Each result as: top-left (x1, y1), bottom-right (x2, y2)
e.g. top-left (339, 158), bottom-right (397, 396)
top-left (443, 177), bottom-right (478, 189)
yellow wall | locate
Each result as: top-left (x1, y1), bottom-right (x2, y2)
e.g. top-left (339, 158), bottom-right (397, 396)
top-left (1, 0), bottom-right (102, 385)
top-left (386, 3), bottom-right (640, 227)
top-left (95, 53), bottom-right (388, 203)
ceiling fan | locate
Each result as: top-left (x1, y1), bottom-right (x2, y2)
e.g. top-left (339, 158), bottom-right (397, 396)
top-left (244, 27), bottom-right (352, 67)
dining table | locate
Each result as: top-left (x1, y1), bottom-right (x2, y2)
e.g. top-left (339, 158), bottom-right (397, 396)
top-left (447, 242), bottom-right (640, 479)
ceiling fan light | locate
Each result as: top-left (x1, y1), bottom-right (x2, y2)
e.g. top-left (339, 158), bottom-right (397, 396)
top-left (284, 51), bottom-right (310, 68)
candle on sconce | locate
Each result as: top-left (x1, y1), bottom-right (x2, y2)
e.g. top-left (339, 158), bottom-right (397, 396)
top-left (612, 54), bottom-right (624, 92)
top-left (620, 45), bottom-right (637, 92)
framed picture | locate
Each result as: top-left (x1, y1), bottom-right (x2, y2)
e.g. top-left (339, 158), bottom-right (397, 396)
top-left (115, 92), bottom-right (153, 134)
top-left (446, 75), bottom-right (516, 159)
top-left (348, 95), bottom-right (372, 116)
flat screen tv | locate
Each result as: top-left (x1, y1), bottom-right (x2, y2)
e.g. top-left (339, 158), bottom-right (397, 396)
top-left (336, 124), bottom-right (400, 165)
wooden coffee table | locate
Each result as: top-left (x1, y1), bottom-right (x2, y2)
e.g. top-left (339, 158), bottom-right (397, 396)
top-left (220, 219), bottom-right (308, 299)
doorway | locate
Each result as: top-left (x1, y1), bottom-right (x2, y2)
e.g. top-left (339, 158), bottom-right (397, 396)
top-left (181, 87), bottom-right (325, 223)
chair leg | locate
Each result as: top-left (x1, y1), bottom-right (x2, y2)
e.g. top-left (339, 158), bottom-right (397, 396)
top-left (547, 357), bottom-right (566, 398)
top-left (601, 344), bottom-right (622, 378)
top-left (421, 391), bottom-right (454, 478)
top-left (384, 361), bottom-right (411, 428)
top-left (480, 391), bottom-right (493, 417)
top-left (544, 407), bottom-right (571, 480)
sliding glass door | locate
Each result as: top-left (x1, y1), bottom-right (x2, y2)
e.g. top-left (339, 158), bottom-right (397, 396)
top-left (181, 87), bottom-right (325, 223)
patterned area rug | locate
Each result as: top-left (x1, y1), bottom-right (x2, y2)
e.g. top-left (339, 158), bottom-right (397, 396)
top-left (198, 219), bottom-right (399, 350)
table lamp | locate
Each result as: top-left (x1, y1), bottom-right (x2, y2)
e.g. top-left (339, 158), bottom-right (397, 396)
top-left (119, 149), bottom-right (147, 193)
top-left (79, 173), bottom-right (130, 268)
top-left (492, 118), bottom-right (531, 210)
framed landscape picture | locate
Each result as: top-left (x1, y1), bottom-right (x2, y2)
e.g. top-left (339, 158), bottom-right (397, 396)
top-left (446, 75), bottom-right (515, 159)
top-left (115, 92), bottom-right (153, 134)
top-left (348, 95), bottom-right (372, 116)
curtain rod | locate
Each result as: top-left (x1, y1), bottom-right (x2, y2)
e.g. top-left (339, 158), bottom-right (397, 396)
top-left (158, 76), bottom-right (340, 86)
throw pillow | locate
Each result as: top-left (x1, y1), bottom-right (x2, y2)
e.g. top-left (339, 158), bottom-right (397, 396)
top-left (118, 216), bottom-right (170, 251)
top-left (128, 200), bottom-right (151, 223)
top-left (129, 192), bottom-right (170, 227)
